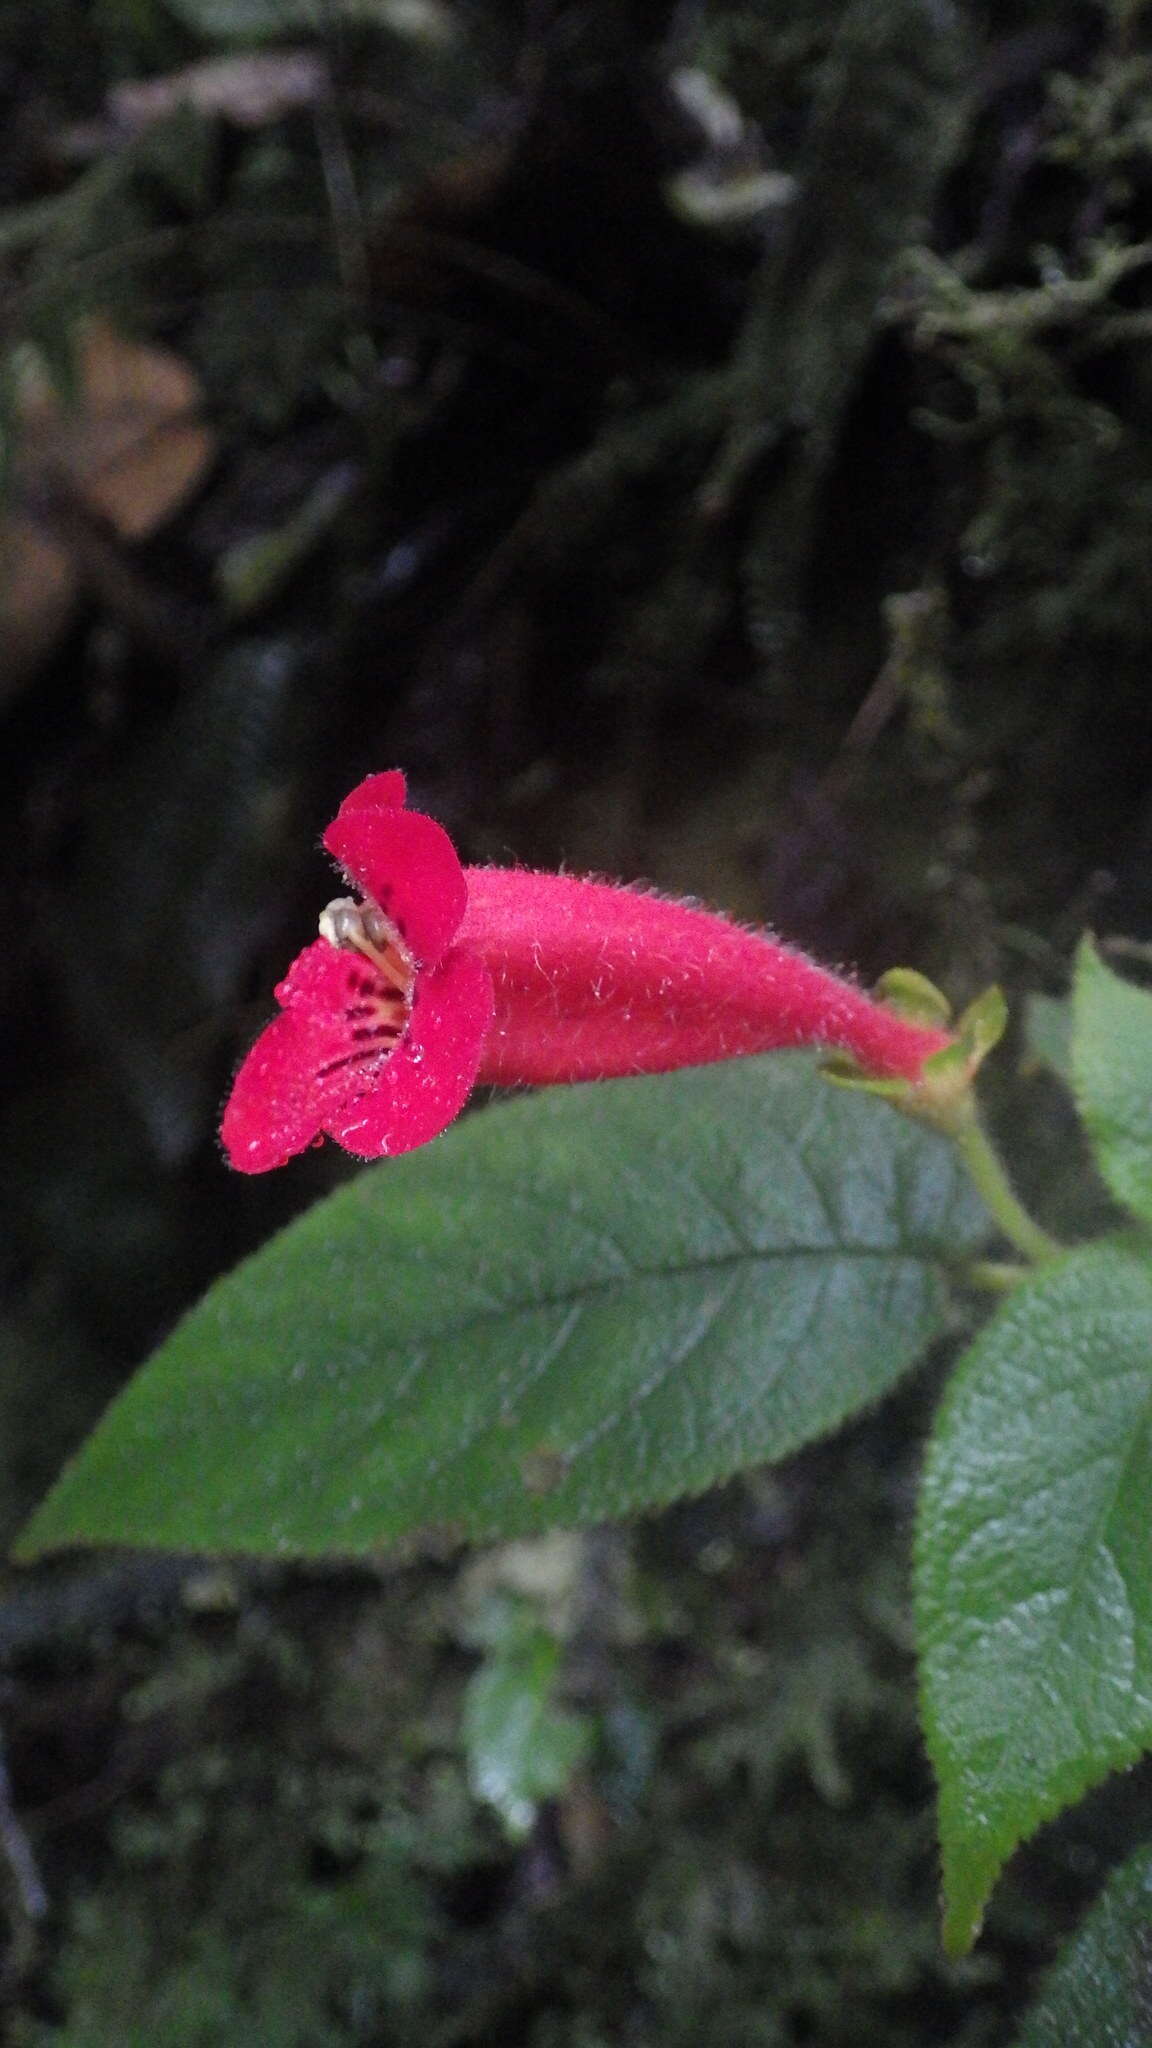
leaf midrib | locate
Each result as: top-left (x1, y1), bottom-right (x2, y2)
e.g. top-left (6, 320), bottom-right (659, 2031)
top-left (256, 1234), bottom-right (939, 1363)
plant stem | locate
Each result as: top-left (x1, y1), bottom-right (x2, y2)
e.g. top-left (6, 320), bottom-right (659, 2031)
top-left (953, 1113), bottom-right (1063, 1266)
top-left (963, 1259), bottom-right (1030, 1293)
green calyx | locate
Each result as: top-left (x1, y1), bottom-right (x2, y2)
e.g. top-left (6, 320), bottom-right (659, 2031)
top-left (826, 976), bottom-right (1062, 1267)
top-left (874, 966), bottom-right (954, 1028)
top-left (825, 977), bottom-right (1008, 1135)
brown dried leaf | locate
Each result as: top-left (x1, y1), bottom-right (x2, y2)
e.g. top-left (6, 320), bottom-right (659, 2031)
top-left (0, 317), bottom-right (216, 691)
top-left (16, 316), bottom-right (217, 537)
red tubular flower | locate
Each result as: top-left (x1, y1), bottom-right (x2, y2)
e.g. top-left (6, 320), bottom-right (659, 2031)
top-left (221, 772), bottom-right (494, 1173)
top-left (463, 870), bottom-right (948, 1088)
top-left (222, 772), bottom-right (953, 1173)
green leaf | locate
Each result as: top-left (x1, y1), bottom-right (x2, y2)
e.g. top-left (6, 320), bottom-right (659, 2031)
top-left (1072, 936), bottom-right (1152, 1225)
top-left (916, 1239), bottom-right (1152, 1956)
top-left (462, 1596), bottom-right (592, 1836)
top-left (16, 1054), bottom-right (983, 1561)
top-left (1013, 1841), bottom-right (1152, 2047)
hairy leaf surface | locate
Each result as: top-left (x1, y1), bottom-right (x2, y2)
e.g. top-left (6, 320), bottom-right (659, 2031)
top-left (1013, 1841), bottom-right (1152, 2046)
top-left (18, 1055), bottom-right (982, 1560)
top-left (917, 1239), bottom-right (1152, 1954)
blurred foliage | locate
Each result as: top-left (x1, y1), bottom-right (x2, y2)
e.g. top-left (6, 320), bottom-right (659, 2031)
top-left (4, 0), bottom-right (1152, 2037)
top-left (13, 1413), bottom-right (1121, 2047)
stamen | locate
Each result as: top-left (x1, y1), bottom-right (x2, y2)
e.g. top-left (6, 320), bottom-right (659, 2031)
top-left (319, 894), bottom-right (416, 1069)
top-left (319, 896), bottom-right (416, 1001)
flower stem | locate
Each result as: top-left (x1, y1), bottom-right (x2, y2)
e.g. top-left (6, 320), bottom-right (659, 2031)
top-left (952, 1112), bottom-right (1063, 1266)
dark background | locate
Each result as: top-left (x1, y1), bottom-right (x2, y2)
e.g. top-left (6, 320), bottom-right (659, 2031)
top-left (2, 1), bottom-right (1151, 2038)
